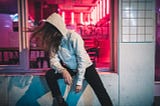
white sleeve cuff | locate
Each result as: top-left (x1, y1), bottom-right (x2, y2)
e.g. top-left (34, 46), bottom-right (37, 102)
top-left (76, 78), bottom-right (83, 86)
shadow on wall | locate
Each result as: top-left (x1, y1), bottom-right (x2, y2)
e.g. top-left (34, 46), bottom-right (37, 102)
top-left (5, 75), bottom-right (88, 106)
top-left (155, 43), bottom-right (160, 81)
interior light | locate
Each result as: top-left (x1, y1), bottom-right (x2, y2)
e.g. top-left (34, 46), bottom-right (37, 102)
top-left (71, 12), bottom-right (74, 24)
top-left (103, 0), bottom-right (105, 17)
top-left (62, 11), bottom-right (65, 22)
top-left (88, 14), bottom-right (90, 25)
top-left (80, 12), bottom-right (84, 24)
top-left (91, 8), bottom-right (96, 25)
top-left (100, 0), bottom-right (102, 19)
top-left (10, 13), bottom-right (18, 22)
top-left (107, 0), bottom-right (109, 14)
top-left (97, 3), bottom-right (99, 22)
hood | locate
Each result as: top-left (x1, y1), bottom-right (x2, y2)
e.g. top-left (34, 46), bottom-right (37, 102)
top-left (46, 13), bottom-right (67, 36)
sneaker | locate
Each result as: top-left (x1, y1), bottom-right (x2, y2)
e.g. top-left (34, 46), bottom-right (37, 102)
top-left (52, 98), bottom-right (58, 106)
top-left (52, 96), bottom-right (68, 106)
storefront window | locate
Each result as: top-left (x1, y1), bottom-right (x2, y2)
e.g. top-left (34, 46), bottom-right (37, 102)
top-left (0, 0), bottom-right (117, 73)
top-left (27, 0), bottom-right (116, 72)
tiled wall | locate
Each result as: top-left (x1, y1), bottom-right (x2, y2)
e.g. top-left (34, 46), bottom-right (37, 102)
top-left (119, 0), bottom-right (155, 105)
top-left (121, 0), bottom-right (154, 43)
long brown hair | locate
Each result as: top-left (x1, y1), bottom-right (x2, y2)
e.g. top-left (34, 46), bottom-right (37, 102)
top-left (30, 22), bottom-right (63, 53)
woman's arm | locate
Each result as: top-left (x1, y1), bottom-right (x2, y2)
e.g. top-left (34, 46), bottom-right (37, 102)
top-left (71, 32), bottom-right (92, 86)
top-left (49, 51), bottom-right (72, 85)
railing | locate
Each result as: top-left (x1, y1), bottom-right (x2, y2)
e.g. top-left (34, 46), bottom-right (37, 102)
top-left (0, 47), bottom-right (99, 68)
top-left (0, 47), bottom-right (19, 65)
top-left (29, 47), bottom-right (49, 68)
top-left (0, 47), bottom-right (50, 68)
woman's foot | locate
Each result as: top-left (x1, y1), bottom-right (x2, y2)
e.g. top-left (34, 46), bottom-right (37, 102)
top-left (53, 96), bottom-right (68, 106)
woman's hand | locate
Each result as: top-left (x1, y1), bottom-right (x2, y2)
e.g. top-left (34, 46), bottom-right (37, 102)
top-left (62, 69), bottom-right (72, 85)
top-left (75, 85), bottom-right (82, 93)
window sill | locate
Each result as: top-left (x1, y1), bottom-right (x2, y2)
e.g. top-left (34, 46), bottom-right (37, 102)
top-left (0, 67), bottom-right (117, 76)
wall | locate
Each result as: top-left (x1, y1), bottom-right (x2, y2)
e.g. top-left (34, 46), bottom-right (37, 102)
top-left (119, 0), bottom-right (155, 106)
top-left (119, 44), bottom-right (155, 106)
top-left (0, 73), bottom-right (118, 106)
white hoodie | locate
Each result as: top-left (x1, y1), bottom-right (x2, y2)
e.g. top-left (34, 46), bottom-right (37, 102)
top-left (46, 13), bottom-right (92, 86)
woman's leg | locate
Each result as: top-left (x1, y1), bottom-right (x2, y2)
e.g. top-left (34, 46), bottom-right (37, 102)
top-left (45, 69), bottom-right (76, 106)
top-left (45, 69), bottom-right (69, 106)
top-left (45, 69), bottom-right (63, 97)
top-left (45, 69), bottom-right (76, 97)
top-left (85, 65), bottom-right (113, 106)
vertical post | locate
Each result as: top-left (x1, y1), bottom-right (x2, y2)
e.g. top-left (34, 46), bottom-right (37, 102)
top-left (18, 0), bottom-right (29, 70)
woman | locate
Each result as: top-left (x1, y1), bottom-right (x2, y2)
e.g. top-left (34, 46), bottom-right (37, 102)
top-left (31, 12), bottom-right (112, 106)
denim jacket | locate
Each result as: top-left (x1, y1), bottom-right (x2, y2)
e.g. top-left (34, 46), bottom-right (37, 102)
top-left (49, 30), bottom-right (92, 85)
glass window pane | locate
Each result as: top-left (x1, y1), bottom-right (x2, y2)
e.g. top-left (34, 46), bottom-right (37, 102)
top-left (0, 0), bottom-right (19, 65)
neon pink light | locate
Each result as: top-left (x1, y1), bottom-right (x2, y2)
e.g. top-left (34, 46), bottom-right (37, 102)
top-left (62, 12), bottom-right (65, 22)
top-left (97, 3), bottom-right (99, 21)
top-left (91, 8), bottom-right (96, 24)
top-left (88, 14), bottom-right (90, 25)
top-left (103, 0), bottom-right (105, 17)
top-left (100, 0), bottom-right (102, 19)
top-left (80, 12), bottom-right (83, 24)
top-left (71, 12), bottom-right (74, 24)
top-left (107, 0), bottom-right (109, 14)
